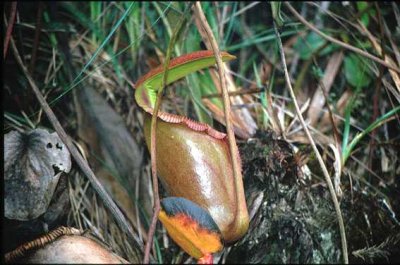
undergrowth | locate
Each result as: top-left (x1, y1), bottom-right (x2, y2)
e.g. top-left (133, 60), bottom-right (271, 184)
top-left (3, 2), bottom-right (400, 263)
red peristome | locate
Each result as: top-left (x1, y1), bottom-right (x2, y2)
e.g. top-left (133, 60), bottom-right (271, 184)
top-left (136, 50), bottom-right (235, 141)
top-left (135, 50), bottom-right (233, 89)
top-left (157, 111), bottom-right (227, 140)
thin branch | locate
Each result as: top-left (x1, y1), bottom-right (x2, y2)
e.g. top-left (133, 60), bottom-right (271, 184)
top-left (202, 87), bottom-right (265, 98)
top-left (273, 22), bottom-right (348, 264)
top-left (317, 77), bottom-right (341, 149)
top-left (29, 2), bottom-right (44, 73)
top-left (193, 0), bottom-right (243, 222)
top-left (284, 2), bottom-right (400, 74)
top-left (368, 2), bottom-right (386, 175)
top-left (308, 50), bottom-right (342, 152)
top-left (3, 1), bottom-right (18, 59)
top-left (142, 4), bottom-right (189, 263)
top-left (9, 36), bottom-right (143, 255)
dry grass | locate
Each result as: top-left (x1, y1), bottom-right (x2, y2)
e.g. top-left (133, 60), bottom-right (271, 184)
top-left (3, 2), bottom-right (400, 263)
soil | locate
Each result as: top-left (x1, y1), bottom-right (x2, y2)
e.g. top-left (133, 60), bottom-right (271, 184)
top-left (225, 130), bottom-right (400, 264)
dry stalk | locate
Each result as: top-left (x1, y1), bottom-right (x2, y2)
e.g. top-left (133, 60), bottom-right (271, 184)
top-left (273, 22), bottom-right (348, 264)
top-left (202, 87), bottom-right (264, 99)
top-left (3, 2), bottom-right (17, 59)
top-left (142, 5), bottom-right (189, 263)
top-left (29, 2), bottom-right (44, 73)
top-left (193, 2), bottom-right (242, 210)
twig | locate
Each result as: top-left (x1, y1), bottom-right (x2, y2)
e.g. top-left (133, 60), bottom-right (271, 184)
top-left (142, 4), bottom-right (189, 263)
top-left (307, 49), bottom-right (342, 152)
top-left (316, 75), bottom-right (341, 149)
top-left (273, 22), bottom-right (348, 264)
top-left (193, 1), bottom-right (244, 223)
top-left (368, 2), bottom-right (386, 175)
top-left (3, 1), bottom-right (17, 59)
top-left (9, 37), bottom-right (143, 255)
top-left (202, 87), bottom-right (265, 98)
top-left (29, 2), bottom-right (44, 73)
top-left (284, 2), bottom-right (400, 74)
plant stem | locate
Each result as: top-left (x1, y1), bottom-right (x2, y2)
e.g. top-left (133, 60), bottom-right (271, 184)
top-left (273, 21), bottom-right (348, 264)
top-left (193, 1), bottom-right (245, 226)
top-left (202, 87), bottom-right (265, 98)
top-left (143, 4), bottom-right (189, 263)
top-left (3, 2), bottom-right (18, 59)
top-left (29, 2), bottom-right (44, 73)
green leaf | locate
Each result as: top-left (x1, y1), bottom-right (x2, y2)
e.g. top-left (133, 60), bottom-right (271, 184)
top-left (294, 32), bottom-right (327, 59)
top-left (312, 65), bottom-right (324, 79)
top-left (135, 50), bottom-right (236, 115)
top-left (342, 106), bottom-right (400, 164)
top-left (227, 29), bottom-right (297, 52)
top-left (356, 2), bottom-right (370, 27)
top-left (271, 2), bottom-right (284, 28)
top-left (50, 2), bottom-right (136, 105)
top-left (343, 54), bottom-right (372, 88)
top-left (186, 73), bottom-right (214, 125)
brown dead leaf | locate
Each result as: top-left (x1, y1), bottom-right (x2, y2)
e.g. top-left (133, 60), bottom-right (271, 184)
top-left (358, 21), bottom-right (400, 92)
top-left (207, 69), bottom-right (258, 139)
top-left (74, 84), bottom-right (150, 232)
top-left (308, 51), bottom-right (344, 125)
top-left (320, 89), bottom-right (353, 129)
top-left (193, 12), bottom-right (258, 139)
top-left (202, 98), bottom-right (250, 138)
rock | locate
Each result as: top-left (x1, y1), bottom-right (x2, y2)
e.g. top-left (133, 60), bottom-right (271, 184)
top-left (4, 129), bottom-right (71, 221)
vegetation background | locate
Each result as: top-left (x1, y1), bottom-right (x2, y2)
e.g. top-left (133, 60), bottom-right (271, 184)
top-left (3, 1), bottom-right (400, 263)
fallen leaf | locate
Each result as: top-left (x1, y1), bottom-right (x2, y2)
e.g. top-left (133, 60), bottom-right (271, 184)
top-left (308, 51), bottom-right (344, 125)
top-left (75, 84), bottom-right (150, 227)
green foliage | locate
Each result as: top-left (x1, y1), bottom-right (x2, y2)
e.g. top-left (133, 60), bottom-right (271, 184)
top-left (271, 2), bottom-right (284, 28)
top-left (4, 2), bottom-right (400, 263)
top-left (294, 32), bottom-right (337, 60)
top-left (343, 54), bottom-right (372, 88)
top-left (311, 65), bottom-right (324, 79)
top-left (134, 51), bottom-right (235, 114)
top-left (356, 2), bottom-right (376, 27)
top-left (342, 106), bottom-right (400, 165)
top-left (222, 2), bottom-right (239, 49)
top-left (228, 28), bottom-right (297, 51)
